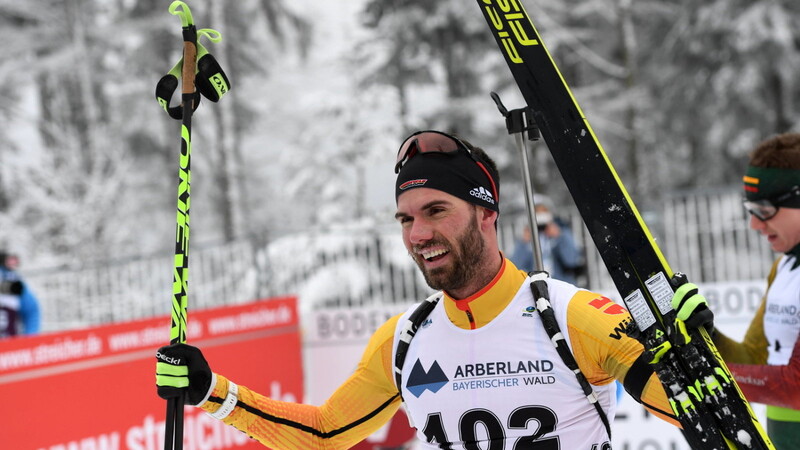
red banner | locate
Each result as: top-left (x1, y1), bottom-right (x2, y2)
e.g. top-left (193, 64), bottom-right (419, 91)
top-left (0, 297), bottom-right (303, 450)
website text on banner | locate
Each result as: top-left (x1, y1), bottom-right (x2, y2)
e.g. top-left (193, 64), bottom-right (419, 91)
top-left (0, 297), bottom-right (302, 450)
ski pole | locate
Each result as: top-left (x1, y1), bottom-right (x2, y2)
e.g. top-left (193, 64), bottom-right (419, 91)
top-left (165, 3), bottom-right (195, 450)
top-left (490, 92), bottom-right (544, 272)
top-left (154, 2), bottom-right (231, 449)
top-left (491, 91), bottom-right (616, 438)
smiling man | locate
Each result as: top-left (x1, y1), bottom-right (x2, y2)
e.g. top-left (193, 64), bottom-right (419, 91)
top-left (155, 130), bottom-right (683, 449)
top-left (396, 186), bottom-right (494, 301)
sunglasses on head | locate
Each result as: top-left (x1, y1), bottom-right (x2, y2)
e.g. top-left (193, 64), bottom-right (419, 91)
top-left (394, 130), bottom-right (499, 203)
top-left (743, 185), bottom-right (800, 221)
top-left (395, 130), bottom-right (474, 174)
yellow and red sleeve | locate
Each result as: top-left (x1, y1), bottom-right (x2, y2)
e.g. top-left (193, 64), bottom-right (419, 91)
top-left (565, 290), bottom-right (678, 425)
top-left (200, 314), bottom-right (403, 449)
top-left (728, 337), bottom-right (800, 410)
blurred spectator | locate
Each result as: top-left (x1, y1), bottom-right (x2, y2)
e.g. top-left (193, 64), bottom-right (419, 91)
top-left (513, 202), bottom-right (620, 399)
top-left (511, 202), bottom-right (585, 284)
top-left (0, 251), bottom-right (41, 337)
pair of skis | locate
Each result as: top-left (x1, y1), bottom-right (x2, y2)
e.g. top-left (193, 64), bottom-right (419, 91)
top-left (476, 0), bottom-right (773, 448)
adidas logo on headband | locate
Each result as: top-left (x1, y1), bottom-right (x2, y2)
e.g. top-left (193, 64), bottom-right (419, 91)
top-left (470, 186), bottom-right (495, 205)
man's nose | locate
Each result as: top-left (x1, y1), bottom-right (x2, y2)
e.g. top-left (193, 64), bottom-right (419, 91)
top-left (408, 220), bottom-right (434, 244)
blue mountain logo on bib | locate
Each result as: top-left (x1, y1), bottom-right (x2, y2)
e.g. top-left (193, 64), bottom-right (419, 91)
top-left (407, 359), bottom-right (449, 397)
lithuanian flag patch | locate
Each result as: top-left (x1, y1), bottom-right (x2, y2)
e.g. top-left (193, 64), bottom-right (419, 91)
top-left (743, 175), bottom-right (759, 193)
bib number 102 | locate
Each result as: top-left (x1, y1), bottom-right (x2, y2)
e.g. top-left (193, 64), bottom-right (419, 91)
top-left (421, 405), bottom-right (610, 449)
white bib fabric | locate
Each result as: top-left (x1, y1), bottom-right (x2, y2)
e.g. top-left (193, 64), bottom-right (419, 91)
top-left (764, 255), bottom-right (800, 365)
top-left (393, 277), bottom-right (616, 449)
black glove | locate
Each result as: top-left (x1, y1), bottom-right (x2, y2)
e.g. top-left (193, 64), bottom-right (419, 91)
top-left (155, 343), bottom-right (213, 406)
top-left (670, 273), bottom-right (714, 332)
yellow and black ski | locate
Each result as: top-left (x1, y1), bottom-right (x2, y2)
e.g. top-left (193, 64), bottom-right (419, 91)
top-left (476, 1), bottom-right (773, 448)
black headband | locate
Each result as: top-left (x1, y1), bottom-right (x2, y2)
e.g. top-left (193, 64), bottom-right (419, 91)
top-left (395, 149), bottom-right (499, 213)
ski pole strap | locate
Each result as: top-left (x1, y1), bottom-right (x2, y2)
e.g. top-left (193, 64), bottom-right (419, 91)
top-left (155, 30), bottom-right (230, 120)
top-left (156, 61), bottom-right (202, 120)
top-left (529, 273), bottom-right (612, 441)
top-left (169, 1), bottom-right (194, 27)
top-left (194, 31), bottom-right (230, 102)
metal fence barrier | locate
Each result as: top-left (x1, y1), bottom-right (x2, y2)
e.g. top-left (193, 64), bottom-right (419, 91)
top-left (22, 187), bottom-right (774, 333)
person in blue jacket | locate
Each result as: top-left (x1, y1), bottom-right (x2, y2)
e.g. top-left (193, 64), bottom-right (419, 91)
top-left (511, 202), bottom-right (585, 284)
top-left (0, 251), bottom-right (41, 337)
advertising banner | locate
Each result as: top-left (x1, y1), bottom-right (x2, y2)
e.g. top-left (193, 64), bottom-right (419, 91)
top-left (0, 297), bottom-right (302, 450)
top-left (303, 304), bottom-right (417, 449)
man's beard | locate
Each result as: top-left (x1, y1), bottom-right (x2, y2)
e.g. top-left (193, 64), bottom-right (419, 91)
top-left (413, 213), bottom-right (486, 292)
